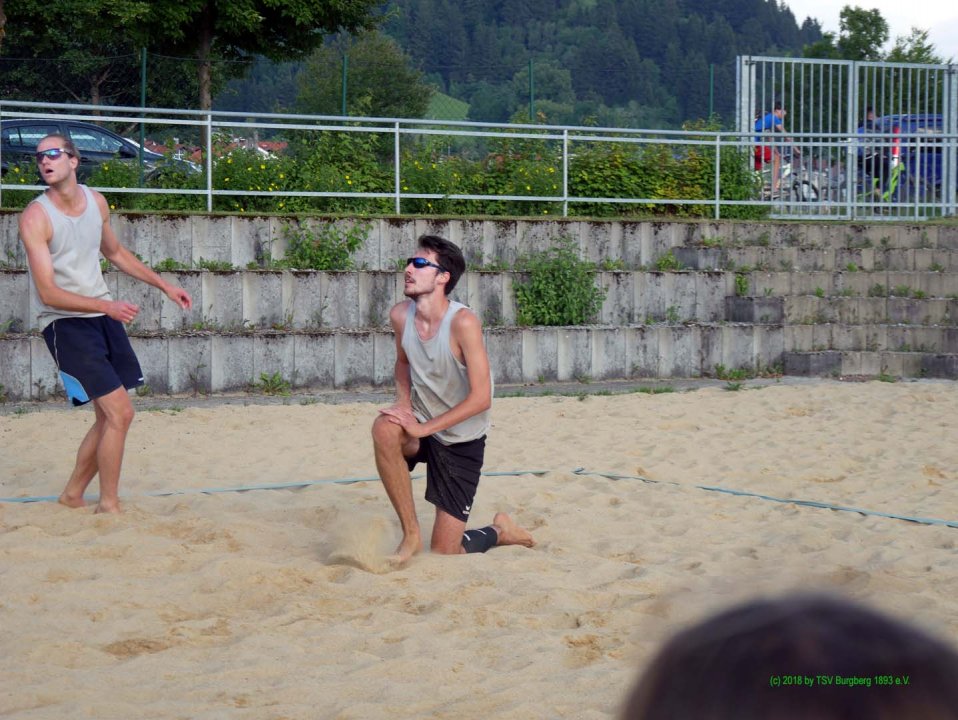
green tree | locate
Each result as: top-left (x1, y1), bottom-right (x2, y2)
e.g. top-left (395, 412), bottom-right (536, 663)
top-left (804, 5), bottom-right (888, 61)
top-left (295, 32), bottom-right (432, 118)
top-left (513, 60), bottom-right (575, 106)
top-left (215, 56), bottom-right (302, 114)
top-left (2, 0), bottom-right (160, 105)
top-left (154, 1), bottom-right (383, 110)
top-left (466, 81), bottom-right (517, 123)
top-left (1, 0), bottom-right (381, 110)
top-left (804, 6), bottom-right (944, 66)
top-left (837, 7), bottom-right (888, 60)
top-left (886, 28), bottom-right (945, 64)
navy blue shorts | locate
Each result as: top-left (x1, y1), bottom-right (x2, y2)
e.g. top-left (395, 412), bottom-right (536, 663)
top-left (42, 316), bottom-right (143, 406)
top-left (407, 435), bottom-right (486, 522)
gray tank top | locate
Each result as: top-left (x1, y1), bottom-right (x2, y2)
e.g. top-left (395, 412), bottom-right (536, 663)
top-left (28, 185), bottom-right (111, 330)
top-left (402, 300), bottom-right (492, 445)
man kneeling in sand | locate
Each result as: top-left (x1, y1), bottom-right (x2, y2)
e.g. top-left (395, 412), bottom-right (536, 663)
top-left (372, 235), bottom-right (534, 563)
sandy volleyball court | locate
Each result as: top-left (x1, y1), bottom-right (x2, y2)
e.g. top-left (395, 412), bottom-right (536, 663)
top-left (1, 379), bottom-right (957, 718)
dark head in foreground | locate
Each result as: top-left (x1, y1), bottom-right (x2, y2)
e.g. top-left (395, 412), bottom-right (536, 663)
top-left (622, 593), bottom-right (958, 720)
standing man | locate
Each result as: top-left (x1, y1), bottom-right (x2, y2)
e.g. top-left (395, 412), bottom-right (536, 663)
top-left (754, 101), bottom-right (791, 197)
top-left (372, 234), bottom-right (534, 563)
top-left (19, 134), bottom-right (193, 513)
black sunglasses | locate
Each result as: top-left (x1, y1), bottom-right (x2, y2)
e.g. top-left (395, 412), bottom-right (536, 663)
top-left (36, 148), bottom-right (73, 162)
top-left (406, 257), bottom-right (447, 273)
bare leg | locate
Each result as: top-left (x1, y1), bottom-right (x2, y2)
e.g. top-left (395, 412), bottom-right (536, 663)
top-left (58, 404), bottom-right (106, 509)
top-left (432, 508), bottom-right (536, 554)
top-left (90, 387), bottom-right (135, 514)
top-left (431, 507), bottom-right (467, 555)
top-left (372, 415), bottom-right (422, 562)
top-left (492, 512), bottom-right (535, 548)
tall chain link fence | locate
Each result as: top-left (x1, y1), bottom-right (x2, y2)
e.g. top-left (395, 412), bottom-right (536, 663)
top-left (0, 50), bottom-right (731, 130)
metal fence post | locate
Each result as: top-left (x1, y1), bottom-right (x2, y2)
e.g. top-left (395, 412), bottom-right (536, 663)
top-left (341, 54), bottom-right (349, 117)
top-left (395, 122), bottom-right (401, 215)
top-left (714, 134), bottom-right (721, 219)
top-left (529, 59), bottom-right (535, 124)
top-left (562, 129), bottom-right (569, 217)
top-left (206, 114), bottom-right (213, 213)
top-left (946, 64), bottom-right (957, 217)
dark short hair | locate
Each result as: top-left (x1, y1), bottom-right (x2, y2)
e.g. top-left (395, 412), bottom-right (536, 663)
top-left (417, 234), bottom-right (465, 295)
top-left (622, 593), bottom-right (958, 720)
top-left (39, 133), bottom-right (81, 162)
top-left (773, 100), bottom-right (783, 112)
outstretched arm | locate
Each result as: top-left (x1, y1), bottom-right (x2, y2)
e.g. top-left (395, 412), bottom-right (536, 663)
top-left (94, 191), bottom-right (192, 310)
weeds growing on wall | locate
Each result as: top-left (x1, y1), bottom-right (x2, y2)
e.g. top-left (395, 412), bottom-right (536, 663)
top-left (514, 237), bottom-right (605, 325)
top-left (277, 220), bottom-right (369, 270)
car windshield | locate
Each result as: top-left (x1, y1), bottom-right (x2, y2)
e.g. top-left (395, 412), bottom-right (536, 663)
top-left (69, 127), bottom-right (126, 154)
top-left (2, 124), bottom-right (61, 148)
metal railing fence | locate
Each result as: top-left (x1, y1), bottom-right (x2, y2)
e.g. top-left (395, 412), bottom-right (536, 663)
top-left (738, 56), bottom-right (958, 220)
top-left (2, 100), bottom-right (956, 221)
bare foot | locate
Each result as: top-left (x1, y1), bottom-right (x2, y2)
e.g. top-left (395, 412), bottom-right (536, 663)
top-left (492, 512), bottom-right (535, 548)
top-left (388, 532), bottom-right (423, 565)
top-left (58, 493), bottom-right (88, 509)
top-left (94, 501), bottom-right (122, 514)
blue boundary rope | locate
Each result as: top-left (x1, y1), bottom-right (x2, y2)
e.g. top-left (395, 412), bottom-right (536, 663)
top-left (570, 468), bottom-right (958, 530)
top-left (0, 470), bottom-right (550, 504)
top-left (4, 467), bottom-right (955, 531)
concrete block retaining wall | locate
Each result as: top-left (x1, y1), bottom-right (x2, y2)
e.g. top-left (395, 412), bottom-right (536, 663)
top-left (2, 214), bottom-right (957, 400)
top-left (4, 266), bottom-right (955, 336)
top-left (4, 213), bottom-right (958, 273)
top-left (0, 324), bottom-right (785, 401)
top-left (0, 269), bottom-right (736, 333)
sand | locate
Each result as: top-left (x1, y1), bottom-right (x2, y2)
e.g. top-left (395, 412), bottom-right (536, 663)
top-left (1, 379), bottom-right (957, 719)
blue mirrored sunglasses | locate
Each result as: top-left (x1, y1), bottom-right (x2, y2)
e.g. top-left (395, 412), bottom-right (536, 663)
top-left (406, 257), bottom-right (447, 273)
top-left (35, 148), bottom-right (73, 162)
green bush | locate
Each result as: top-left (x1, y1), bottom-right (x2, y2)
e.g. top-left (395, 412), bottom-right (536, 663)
top-left (514, 238), bottom-right (605, 325)
top-left (284, 128), bottom-right (392, 214)
top-left (91, 155), bottom-right (206, 212)
top-left (88, 161), bottom-right (142, 210)
top-left (212, 148), bottom-right (296, 214)
top-left (0, 116), bottom-right (770, 219)
top-left (276, 220), bottom-right (369, 270)
top-left (0, 161), bottom-right (40, 209)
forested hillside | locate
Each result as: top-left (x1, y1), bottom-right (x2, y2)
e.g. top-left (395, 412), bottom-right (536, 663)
top-left (378, 0), bottom-right (821, 126)
top-left (210, 0), bottom-right (821, 128)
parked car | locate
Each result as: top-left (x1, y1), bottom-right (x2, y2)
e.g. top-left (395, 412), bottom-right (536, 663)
top-left (857, 114), bottom-right (949, 201)
top-left (0, 118), bottom-right (197, 181)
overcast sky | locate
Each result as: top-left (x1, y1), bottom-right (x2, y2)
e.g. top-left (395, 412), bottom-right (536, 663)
top-left (783, 1), bottom-right (958, 61)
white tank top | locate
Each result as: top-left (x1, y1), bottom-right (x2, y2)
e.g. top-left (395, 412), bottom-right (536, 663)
top-left (28, 185), bottom-right (111, 330)
top-left (401, 300), bottom-right (492, 445)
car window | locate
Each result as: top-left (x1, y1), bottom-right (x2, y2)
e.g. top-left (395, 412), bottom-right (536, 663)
top-left (2, 124), bottom-right (61, 149)
top-left (68, 126), bottom-right (125, 154)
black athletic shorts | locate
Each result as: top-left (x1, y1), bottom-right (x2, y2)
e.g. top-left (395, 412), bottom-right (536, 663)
top-left (42, 316), bottom-right (143, 407)
top-left (407, 434), bottom-right (486, 522)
